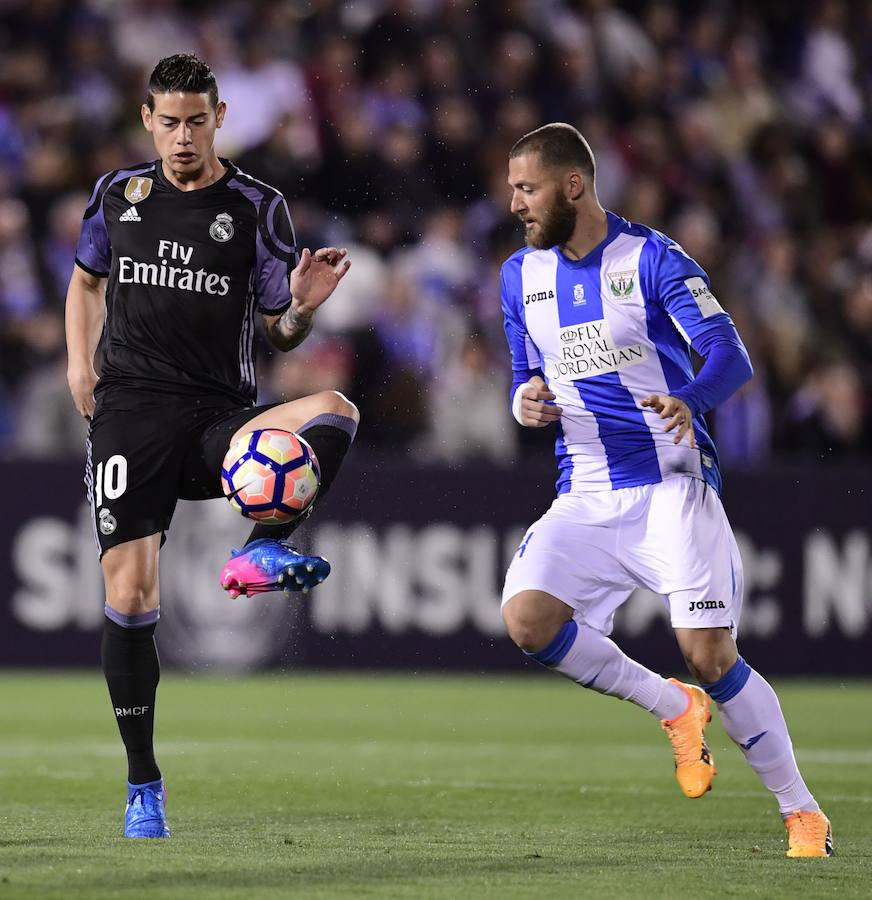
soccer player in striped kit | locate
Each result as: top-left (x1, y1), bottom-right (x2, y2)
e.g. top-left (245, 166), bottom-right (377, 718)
top-left (500, 123), bottom-right (831, 858)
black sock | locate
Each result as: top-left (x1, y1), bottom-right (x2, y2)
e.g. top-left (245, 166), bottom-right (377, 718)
top-left (245, 419), bottom-right (355, 545)
top-left (101, 616), bottom-right (161, 785)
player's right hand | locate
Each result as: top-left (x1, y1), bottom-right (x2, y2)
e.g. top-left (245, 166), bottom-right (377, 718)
top-left (67, 365), bottom-right (98, 420)
top-left (290, 246), bottom-right (351, 313)
top-left (520, 376), bottom-right (563, 427)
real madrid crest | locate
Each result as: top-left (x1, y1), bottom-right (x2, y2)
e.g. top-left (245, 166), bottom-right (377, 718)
top-left (210, 212), bottom-right (234, 243)
top-left (98, 508), bottom-right (117, 535)
top-left (124, 176), bottom-right (153, 204)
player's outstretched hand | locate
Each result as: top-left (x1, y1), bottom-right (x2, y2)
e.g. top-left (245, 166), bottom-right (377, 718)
top-left (67, 365), bottom-right (98, 420)
top-left (520, 376), bottom-right (563, 427)
top-left (291, 247), bottom-right (351, 312)
top-left (641, 393), bottom-right (696, 448)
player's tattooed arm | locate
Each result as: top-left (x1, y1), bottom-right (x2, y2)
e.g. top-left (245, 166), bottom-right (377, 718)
top-left (266, 303), bottom-right (315, 351)
top-left (264, 247), bottom-right (351, 352)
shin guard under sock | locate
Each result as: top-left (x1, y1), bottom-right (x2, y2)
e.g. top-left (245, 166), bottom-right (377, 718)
top-left (526, 619), bottom-right (689, 720)
top-left (703, 657), bottom-right (818, 814)
top-left (101, 609), bottom-right (161, 785)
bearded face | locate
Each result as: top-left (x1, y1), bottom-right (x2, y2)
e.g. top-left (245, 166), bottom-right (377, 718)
top-left (522, 190), bottom-right (577, 249)
top-left (508, 153), bottom-right (578, 250)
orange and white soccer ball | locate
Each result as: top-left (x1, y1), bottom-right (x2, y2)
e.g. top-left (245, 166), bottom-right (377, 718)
top-left (221, 429), bottom-right (320, 524)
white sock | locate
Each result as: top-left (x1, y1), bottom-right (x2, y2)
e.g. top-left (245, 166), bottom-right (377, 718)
top-left (707, 659), bottom-right (819, 816)
top-left (530, 619), bottom-right (688, 720)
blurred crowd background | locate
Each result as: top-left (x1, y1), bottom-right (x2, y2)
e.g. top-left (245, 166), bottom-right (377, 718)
top-left (1, 0), bottom-right (871, 468)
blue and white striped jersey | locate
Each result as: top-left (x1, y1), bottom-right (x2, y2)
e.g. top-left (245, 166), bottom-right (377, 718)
top-left (501, 211), bottom-right (751, 495)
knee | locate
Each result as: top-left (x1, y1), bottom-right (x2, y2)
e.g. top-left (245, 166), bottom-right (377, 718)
top-left (502, 604), bottom-right (563, 654)
top-left (105, 583), bottom-right (157, 617)
top-left (316, 390), bottom-right (360, 426)
top-left (682, 649), bottom-right (734, 685)
top-left (676, 627), bottom-right (738, 685)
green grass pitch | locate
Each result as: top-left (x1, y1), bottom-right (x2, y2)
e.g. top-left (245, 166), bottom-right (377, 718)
top-left (0, 673), bottom-right (869, 899)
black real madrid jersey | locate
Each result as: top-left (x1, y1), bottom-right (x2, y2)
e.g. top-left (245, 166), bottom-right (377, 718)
top-left (75, 159), bottom-right (297, 406)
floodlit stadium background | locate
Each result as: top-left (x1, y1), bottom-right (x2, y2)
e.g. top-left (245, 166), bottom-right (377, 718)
top-left (0, 0), bottom-right (870, 675)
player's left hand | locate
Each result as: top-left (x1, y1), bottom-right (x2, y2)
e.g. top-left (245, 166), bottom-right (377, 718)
top-left (291, 247), bottom-right (351, 312)
top-left (641, 394), bottom-right (696, 448)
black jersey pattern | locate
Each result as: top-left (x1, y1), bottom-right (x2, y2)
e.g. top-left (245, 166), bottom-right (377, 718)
top-left (75, 159), bottom-right (297, 406)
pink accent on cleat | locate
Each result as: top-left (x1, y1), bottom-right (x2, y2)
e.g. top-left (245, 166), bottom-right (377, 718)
top-left (219, 557), bottom-right (274, 598)
top-left (219, 539), bottom-right (331, 598)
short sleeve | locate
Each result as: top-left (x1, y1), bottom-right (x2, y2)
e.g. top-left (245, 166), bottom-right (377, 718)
top-left (75, 174), bottom-right (113, 277)
top-left (256, 194), bottom-right (298, 314)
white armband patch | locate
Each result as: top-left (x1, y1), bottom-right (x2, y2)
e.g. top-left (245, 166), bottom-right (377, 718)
top-left (512, 381), bottom-right (533, 425)
top-left (684, 277), bottom-right (724, 318)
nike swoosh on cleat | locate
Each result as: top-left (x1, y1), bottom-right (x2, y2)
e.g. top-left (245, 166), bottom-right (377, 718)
top-left (739, 731), bottom-right (768, 751)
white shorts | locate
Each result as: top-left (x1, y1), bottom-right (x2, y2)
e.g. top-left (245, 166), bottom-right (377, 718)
top-left (502, 475), bottom-right (743, 636)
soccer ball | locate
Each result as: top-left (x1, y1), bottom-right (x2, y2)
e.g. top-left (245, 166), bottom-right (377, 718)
top-left (221, 429), bottom-right (320, 524)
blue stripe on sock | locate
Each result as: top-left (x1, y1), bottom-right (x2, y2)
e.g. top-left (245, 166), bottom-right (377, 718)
top-left (525, 620), bottom-right (578, 667)
top-left (702, 656), bottom-right (751, 703)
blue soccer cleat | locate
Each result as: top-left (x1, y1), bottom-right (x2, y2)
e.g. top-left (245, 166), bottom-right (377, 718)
top-left (125, 779), bottom-right (170, 838)
top-left (220, 538), bottom-right (331, 598)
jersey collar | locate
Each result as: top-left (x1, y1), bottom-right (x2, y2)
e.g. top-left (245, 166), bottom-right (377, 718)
top-left (555, 210), bottom-right (624, 267)
top-left (154, 157), bottom-right (236, 194)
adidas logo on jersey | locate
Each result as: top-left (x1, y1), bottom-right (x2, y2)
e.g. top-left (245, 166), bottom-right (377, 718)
top-left (119, 206), bottom-right (141, 222)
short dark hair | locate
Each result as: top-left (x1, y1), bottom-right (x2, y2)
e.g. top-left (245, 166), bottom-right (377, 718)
top-left (509, 123), bottom-right (595, 180)
top-left (146, 54), bottom-right (219, 111)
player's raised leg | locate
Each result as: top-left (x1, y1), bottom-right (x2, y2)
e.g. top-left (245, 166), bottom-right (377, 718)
top-left (676, 628), bottom-right (832, 857)
top-left (502, 494), bottom-right (716, 798)
top-left (502, 589), bottom-right (708, 782)
top-left (101, 533), bottom-right (170, 839)
top-left (220, 389), bottom-right (359, 597)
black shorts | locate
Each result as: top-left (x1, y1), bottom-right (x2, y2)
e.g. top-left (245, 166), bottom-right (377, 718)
top-left (85, 391), bottom-right (276, 557)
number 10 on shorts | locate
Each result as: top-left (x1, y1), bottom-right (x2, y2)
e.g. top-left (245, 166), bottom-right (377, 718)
top-left (94, 454), bottom-right (128, 506)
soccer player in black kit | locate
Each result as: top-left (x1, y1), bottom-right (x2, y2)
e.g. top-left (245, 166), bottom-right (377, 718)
top-left (65, 55), bottom-right (358, 838)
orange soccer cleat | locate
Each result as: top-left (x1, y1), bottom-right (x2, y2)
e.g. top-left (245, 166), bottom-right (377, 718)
top-left (661, 679), bottom-right (716, 798)
top-left (784, 810), bottom-right (833, 858)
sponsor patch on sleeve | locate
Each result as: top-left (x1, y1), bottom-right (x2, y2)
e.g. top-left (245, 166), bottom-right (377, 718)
top-left (684, 276), bottom-right (724, 318)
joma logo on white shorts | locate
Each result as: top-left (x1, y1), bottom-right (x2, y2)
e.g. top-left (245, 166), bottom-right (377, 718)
top-left (688, 600), bottom-right (726, 612)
